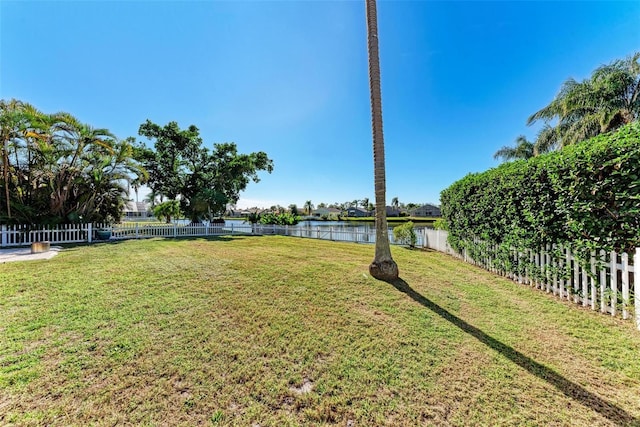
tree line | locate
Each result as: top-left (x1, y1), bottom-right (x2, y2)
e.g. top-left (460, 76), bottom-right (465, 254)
top-left (0, 100), bottom-right (273, 225)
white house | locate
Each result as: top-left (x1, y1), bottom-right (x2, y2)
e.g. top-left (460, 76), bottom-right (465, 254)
top-left (123, 201), bottom-right (152, 220)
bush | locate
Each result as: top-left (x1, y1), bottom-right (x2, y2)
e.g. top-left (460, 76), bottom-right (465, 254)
top-left (433, 218), bottom-right (448, 230)
top-left (393, 221), bottom-right (417, 248)
top-left (153, 200), bottom-right (181, 223)
top-left (440, 122), bottom-right (640, 257)
top-left (259, 212), bottom-right (299, 226)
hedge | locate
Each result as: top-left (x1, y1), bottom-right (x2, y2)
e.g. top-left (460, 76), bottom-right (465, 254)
top-left (441, 122), bottom-right (640, 262)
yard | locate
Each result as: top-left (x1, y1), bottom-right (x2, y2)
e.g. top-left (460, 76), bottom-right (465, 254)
top-left (1, 236), bottom-right (639, 426)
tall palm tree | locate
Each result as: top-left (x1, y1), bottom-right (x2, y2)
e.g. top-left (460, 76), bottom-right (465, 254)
top-left (365, 0), bottom-right (398, 281)
top-left (0, 99), bottom-right (51, 221)
top-left (0, 99), bottom-right (26, 220)
top-left (528, 52), bottom-right (640, 147)
top-left (304, 200), bottom-right (313, 216)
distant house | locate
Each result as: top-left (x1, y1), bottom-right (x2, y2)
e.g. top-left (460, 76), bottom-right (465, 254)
top-left (411, 203), bottom-right (442, 217)
top-left (347, 207), bottom-right (370, 217)
top-left (385, 206), bottom-right (401, 217)
top-left (225, 209), bottom-right (244, 218)
top-left (240, 208), bottom-right (265, 217)
top-left (313, 207), bottom-right (342, 217)
top-left (124, 201), bottom-right (152, 220)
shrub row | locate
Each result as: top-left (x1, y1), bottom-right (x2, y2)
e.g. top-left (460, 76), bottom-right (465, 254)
top-left (441, 122), bottom-right (640, 260)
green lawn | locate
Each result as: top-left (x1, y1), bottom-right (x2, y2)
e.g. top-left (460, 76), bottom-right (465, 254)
top-left (1, 236), bottom-right (639, 426)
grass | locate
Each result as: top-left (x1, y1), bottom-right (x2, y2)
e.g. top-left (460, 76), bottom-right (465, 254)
top-left (1, 236), bottom-right (640, 426)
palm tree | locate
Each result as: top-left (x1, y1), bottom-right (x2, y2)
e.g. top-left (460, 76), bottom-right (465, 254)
top-left (153, 200), bottom-right (181, 223)
top-left (0, 99), bottom-right (52, 221)
top-left (0, 99), bottom-right (28, 220)
top-left (362, 197), bottom-right (369, 212)
top-left (528, 52), bottom-right (640, 147)
top-left (391, 196), bottom-right (399, 209)
top-left (493, 135), bottom-right (535, 161)
top-left (365, 0), bottom-right (398, 281)
top-left (304, 200), bottom-right (313, 216)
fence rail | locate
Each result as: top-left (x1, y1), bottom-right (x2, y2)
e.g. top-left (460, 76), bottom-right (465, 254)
top-left (1, 223), bottom-right (637, 330)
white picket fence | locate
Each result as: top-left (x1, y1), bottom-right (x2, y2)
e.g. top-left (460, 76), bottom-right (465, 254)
top-left (1, 223), bottom-right (637, 330)
top-left (421, 229), bottom-right (639, 331)
top-left (0, 222), bottom-right (421, 246)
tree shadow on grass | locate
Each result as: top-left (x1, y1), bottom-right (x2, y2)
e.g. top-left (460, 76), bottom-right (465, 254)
top-left (389, 278), bottom-right (639, 426)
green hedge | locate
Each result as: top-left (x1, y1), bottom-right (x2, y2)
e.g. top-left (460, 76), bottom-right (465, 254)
top-left (441, 122), bottom-right (640, 260)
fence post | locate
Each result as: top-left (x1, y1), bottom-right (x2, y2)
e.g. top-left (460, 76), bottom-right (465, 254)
top-left (581, 265), bottom-right (588, 307)
top-left (600, 250), bottom-right (607, 313)
top-left (621, 252), bottom-right (629, 320)
top-left (87, 223), bottom-right (93, 243)
top-left (610, 251), bottom-right (617, 317)
top-left (635, 248), bottom-right (639, 330)
top-left (590, 251), bottom-right (596, 311)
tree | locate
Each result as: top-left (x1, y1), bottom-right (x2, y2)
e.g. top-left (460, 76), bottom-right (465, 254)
top-left (362, 197), bottom-right (369, 210)
top-left (289, 204), bottom-right (299, 216)
top-left (1, 99), bottom-right (142, 224)
top-left (393, 221), bottom-right (417, 248)
top-left (304, 200), bottom-right (313, 215)
top-left (365, 0), bottom-right (398, 281)
top-left (391, 196), bottom-right (399, 209)
top-left (528, 52), bottom-right (640, 147)
top-left (153, 200), bottom-right (181, 223)
top-left (137, 120), bottom-right (273, 223)
top-left (493, 135), bottom-right (536, 161)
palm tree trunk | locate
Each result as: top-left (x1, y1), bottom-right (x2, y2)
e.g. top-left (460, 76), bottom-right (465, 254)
top-left (3, 140), bottom-right (11, 219)
top-left (366, 0), bottom-right (398, 281)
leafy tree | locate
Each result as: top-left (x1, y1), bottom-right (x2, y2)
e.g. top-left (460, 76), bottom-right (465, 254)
top-left (289, 204), bottom-right (299, 216)
top-left (153, 200), bottom-right (181, 223)
top-left (393, 221), bottom-right (417, 248)
top-left (366, 0), bottom-right (398, 281)
top-left (137, 120), bottom-right (273, 223)
top-left (528, 52), bottom-right (640, 148)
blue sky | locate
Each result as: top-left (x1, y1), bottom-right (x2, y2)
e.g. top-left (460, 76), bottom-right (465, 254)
top-left (2, 0), bottom-right (639, 209)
